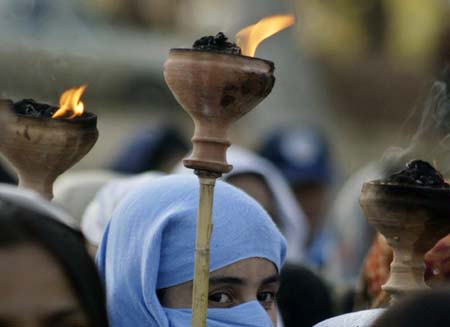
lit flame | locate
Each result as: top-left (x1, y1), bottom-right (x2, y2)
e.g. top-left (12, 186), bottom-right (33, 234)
top-left (52, 85), bottom-right (87, 119)
top-left (236, 14), bottom-right (295, 57)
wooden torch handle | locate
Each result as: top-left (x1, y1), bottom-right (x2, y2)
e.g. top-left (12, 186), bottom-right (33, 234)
top-left (191, 175), bottom-right (216, 327)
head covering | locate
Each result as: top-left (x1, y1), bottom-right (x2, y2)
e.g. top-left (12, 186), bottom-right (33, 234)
top-left (223, 146), bottom-right (308, 263)
top-left (97, 175), bottom-right (286, 327)
top-left (0, 183), bottom-right (76, 228)
top-left (313, 309), bottom-right (384, 327)
top-left (110, 125), bottom-right (188, 174)
top-left (81, 172), bottom-right (163, 246)
top-left (53, 170), bottom-right (122, 226)
top-left (259, 127), bottom-right (332, 186)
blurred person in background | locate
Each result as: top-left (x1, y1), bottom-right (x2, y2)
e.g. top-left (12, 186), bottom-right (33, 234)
top-left (0, 185), bottom-right (108, 327)
top-left (223, 146), bottom-right (308, 264)
top-left (323, 162), bottom-right (387, 313)
top-left (277, 263), bottom-right (334, 327)
top-left (259, 126), bottom-right (333, 268)
top-left (324, 163), bottom-right (382, 286)
top-left (312, 308), bottom-right (383, 327)
top-left (53, 170), bottom-right (122, 227)
top-left (81, 171), bottom-right (163, 254)
top-left (110, 124), bottom-right (188, 174)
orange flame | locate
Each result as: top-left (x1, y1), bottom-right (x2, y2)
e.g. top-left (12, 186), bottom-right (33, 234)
top-left (52, 85), bottom-right (87, 119)
top-left (236, 14), bottom-right (295, 57)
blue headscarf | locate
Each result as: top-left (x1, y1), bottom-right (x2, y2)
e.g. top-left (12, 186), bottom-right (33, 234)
top-left (97, 175), bottom-right (286, 327)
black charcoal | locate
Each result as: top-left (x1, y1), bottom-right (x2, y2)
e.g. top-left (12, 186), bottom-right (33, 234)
top-left (11, 99), bottom-right (57, 118)
top-left (193, 32), bottom-right (241, 55)
top-left (385, 160), bottom-right (449, 188)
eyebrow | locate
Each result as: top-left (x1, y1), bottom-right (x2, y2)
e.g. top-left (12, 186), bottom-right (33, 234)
top-left (261, 274), bottom-right (280, 285)
top-left (209, 276), bottom-right (245, 286)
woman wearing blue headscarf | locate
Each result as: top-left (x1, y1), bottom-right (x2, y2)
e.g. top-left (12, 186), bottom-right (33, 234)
top-left (97, 175), bottom-right (286, 327)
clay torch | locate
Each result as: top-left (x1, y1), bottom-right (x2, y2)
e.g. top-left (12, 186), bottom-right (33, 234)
top-left (0, 86), bottom-right (98, 200)
top-left (164, 14), bottom-right (294, 327)
top-left (360, 160), bottom-right (450, 303)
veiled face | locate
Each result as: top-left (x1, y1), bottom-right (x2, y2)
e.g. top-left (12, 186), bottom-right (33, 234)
top-left (0, 243), bottom-right (89, 327)
top-left (159, 257), bottom-right (280, 326)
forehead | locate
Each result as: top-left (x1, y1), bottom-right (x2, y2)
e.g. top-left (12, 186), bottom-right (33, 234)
top-left (0, 243), bottom-right (79, 314)
top-left (210, 257), bottom-right (278, 281)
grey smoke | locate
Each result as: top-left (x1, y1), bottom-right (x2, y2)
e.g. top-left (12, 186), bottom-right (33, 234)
top-left (383, 66), bottom-right (450, 176)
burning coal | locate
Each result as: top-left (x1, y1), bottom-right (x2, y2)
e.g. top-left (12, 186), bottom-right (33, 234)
top-left (383, 160), bottom-right (449, 188)
top-left (9, 99), bottom-right (56, 118)
top-left (193, 32), bottom-right (241, 55)
top-left (5, 85), bottom-right (88, 121)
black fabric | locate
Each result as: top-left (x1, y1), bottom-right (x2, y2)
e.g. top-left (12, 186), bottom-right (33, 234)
top-left (371, 290), bottom-right (450, 327)
top-left (277, 263), bottom-right (334, 327)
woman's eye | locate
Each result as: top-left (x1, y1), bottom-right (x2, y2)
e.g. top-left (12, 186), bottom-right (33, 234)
top-left (257, 291), bottom-right (275, 303)
top-left (208, 292), bottom-right (232, 304)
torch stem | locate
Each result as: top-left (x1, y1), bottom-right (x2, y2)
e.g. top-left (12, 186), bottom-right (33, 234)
top-left (191, 174), bottom-right (217, 327)
top-left (18, 175), bottom-right (54, 200)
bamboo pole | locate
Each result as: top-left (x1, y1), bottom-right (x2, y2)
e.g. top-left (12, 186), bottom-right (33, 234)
top-left (191, 174), bottom-right (217, 327)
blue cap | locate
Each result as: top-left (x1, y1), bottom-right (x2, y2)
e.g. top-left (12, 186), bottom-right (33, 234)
top-left (259, 127), bottom-right (332, 186)
top-left (111, 125), bottom-right (188, 174)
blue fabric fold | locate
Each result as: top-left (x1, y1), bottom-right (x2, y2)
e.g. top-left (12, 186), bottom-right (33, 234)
top-left (97, 175), bottom-right (286, 327)
top-left (164, 301), bottom-right (274, 327)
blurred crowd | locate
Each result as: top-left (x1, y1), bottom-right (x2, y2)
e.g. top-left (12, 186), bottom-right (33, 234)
top-left (4, 1), bottom-right (450, 327)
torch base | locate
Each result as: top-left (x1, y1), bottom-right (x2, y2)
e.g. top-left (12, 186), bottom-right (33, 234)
top-left (184, 159), bottom-right (232, 175)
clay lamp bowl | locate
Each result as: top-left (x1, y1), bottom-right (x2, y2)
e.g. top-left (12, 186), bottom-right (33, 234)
top-left (360, 163), bottom-right (450, 303)
top-left (164, 48), bottom-right (274, 175)
top-left (0, 99), bottom-right (98, 200)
